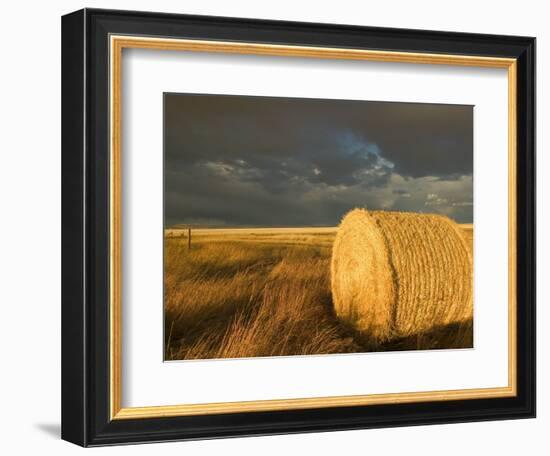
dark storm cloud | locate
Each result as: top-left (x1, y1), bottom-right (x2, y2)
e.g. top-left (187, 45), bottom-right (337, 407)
top-left (164, 93), bottom-right (473, 226)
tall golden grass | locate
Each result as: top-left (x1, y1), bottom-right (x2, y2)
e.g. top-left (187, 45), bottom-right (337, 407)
top-left (331, 209), bottom-right (473, 343)
top-left (164, 234), bottom-right (360, 360)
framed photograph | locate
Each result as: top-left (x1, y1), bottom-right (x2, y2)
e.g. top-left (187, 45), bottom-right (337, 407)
top-left (61, 8), bottom-right (535, 446)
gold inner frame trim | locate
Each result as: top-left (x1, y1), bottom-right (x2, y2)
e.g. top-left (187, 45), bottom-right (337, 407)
top-left (109, 35), bottom-right (518, 420)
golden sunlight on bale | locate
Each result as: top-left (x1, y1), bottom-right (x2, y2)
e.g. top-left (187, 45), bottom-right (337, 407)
top-left (330, 209), bottom-right (473, 342)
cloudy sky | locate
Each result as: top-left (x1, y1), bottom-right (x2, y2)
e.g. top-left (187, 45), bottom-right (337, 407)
top-left (164, 93), bottom-right (473, 227)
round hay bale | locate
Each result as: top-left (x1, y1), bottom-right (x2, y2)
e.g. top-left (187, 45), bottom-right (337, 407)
top-left (331, 209), bottom-right (472, 342)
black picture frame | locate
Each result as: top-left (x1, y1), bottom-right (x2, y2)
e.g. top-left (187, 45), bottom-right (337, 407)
top-left (62, 8), bottom-right (535, 447)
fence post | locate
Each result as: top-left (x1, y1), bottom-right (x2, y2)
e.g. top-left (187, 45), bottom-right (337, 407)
top-left (188, 227), bottom-right (191, 250)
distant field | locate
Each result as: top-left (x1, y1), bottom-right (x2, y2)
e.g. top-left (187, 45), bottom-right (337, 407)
top-left (164, 224), bottom-right (473, 360)
top-left (165, 225), bottom-right (472, 247)
top-left (165, 227), bottom-right (337, 246)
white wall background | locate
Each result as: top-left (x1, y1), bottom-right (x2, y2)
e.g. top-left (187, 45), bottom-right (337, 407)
top-left (0, 0), bottom-right (545, 454)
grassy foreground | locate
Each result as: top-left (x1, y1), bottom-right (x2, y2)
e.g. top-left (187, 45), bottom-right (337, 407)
top-left (164, 226), bottom-right (473, 361)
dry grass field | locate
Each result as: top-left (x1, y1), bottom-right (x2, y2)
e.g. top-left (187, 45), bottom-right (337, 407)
top-left (164, 221), bottom-right (474, 361)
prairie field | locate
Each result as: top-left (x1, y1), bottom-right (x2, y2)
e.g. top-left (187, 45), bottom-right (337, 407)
top-left (164, 223), bottom-right (474, 361)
